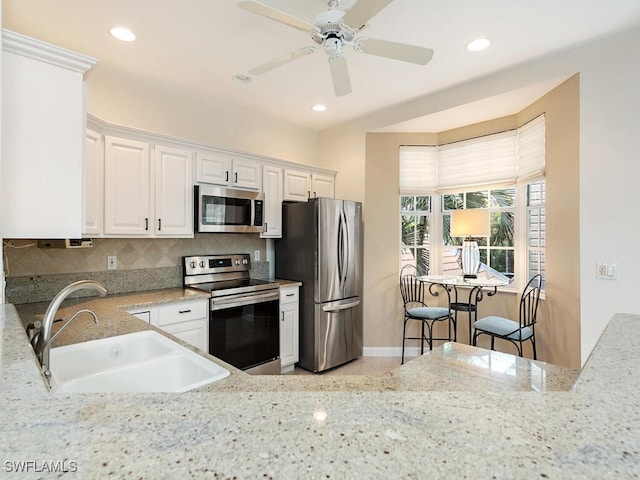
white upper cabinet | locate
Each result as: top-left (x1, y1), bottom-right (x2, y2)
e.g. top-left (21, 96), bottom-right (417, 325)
top-left (83, 129), bottom-right (104, 236)
top-left (104, 137), bottom-right (151, 236)
top-left (103, 137), bottom-right (193, 237)
top-left (1, 30), bottom-right (97, 238)
top-left (283, 169), bottom-right (312, 202)
top-left (312, 173), bottom-right (335, 199)
top-left (154, 146), bottom-right (193, 236)
top-left (196, 151), bottom-right (262, 190)
top-left (261, 165), bottom-right (283, 238)
top-left (283, 169), bottom-right (335, 202)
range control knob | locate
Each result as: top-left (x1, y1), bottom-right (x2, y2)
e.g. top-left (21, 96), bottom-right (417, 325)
top-left (242, 258), bottom-right (248, 265)
top-left (235, 259), bottom-right (240, 266)
top-left (200, 261), bottom-right (206, 268)
top-left (190, 261), bottom-right (197, 269)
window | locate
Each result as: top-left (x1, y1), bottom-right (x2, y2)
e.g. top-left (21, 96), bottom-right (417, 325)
top-left (400, 195), bottom-right (431, 275)
top-left (527, 181), bottom-right (546, 283)
top-left (398, 115), bottom-right (545, 289)
top-left (442, 188), bottom-right (516, 280)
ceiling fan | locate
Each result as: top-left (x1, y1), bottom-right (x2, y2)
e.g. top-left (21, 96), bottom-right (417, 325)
top-left (237, 0), bottom-right (434, 96)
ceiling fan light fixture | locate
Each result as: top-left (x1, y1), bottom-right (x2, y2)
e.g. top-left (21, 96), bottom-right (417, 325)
top-left (467, 38), bottom-right (490, 52)
top-left (312, 104), bottom-right (327, 112)
top-left (110, 27), bottom-right (136, 42)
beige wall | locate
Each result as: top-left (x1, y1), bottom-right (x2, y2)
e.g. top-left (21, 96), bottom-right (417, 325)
top-left (86, 65), bottom-right (321, 168)
top-left (361, 77), bottom-right (580, 368)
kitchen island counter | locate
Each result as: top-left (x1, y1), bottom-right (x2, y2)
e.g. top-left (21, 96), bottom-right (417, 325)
top-left (1, 297), bottom-right (638, 478)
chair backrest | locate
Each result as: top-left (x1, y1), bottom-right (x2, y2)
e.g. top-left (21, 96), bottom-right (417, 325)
top-left (519, 274), bottom-right (542, 329)
top-left (399, 264), bottom-right (425, 309)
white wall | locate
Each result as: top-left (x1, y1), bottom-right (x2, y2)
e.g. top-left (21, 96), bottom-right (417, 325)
top-left (319, 24), bottom-right (640, 366)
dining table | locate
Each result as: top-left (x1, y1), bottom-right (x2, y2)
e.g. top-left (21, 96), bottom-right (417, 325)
top-left (417, 274), bottom-right (510, 345)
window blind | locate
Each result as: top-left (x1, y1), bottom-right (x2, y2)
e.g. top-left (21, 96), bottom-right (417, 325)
top-left (398, 115), bottom-right (545, 193)
top-left (399, 145), bottom-right (437, 194)
top-left (516, 115), bottom-right (546, 184)
top-left (437, 131), bottom-right (517, 193)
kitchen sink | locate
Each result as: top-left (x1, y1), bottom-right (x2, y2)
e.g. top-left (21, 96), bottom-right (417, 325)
top-left (49, 330), bottom-right (230, 393)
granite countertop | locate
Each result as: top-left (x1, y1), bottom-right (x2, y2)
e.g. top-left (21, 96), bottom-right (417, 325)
top-left (1, 289), bottom-right (639, 478)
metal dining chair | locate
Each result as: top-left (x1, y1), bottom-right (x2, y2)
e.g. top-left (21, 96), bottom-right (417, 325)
top-left (472, 274), bottom-right (542, 359)
top-left (400, 265), bottom-right (454, 364)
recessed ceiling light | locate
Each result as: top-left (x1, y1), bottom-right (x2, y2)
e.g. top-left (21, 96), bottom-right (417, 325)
top-left (110, 27), bottom-right (136, 42)
top-left (312, 104), bottom-right (327, 112)
top-left (467, 38), bottom-right (490, 52)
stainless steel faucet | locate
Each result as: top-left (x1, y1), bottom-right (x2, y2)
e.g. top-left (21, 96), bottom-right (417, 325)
top-left (34, 280), bottom-right (108, 380)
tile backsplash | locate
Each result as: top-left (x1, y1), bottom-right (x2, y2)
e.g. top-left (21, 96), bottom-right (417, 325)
top-left (4, 234), bottom-right (268, 304)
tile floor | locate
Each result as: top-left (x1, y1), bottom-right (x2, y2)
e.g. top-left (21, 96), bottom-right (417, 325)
top-left (289, 356), bottom-right (409, 376)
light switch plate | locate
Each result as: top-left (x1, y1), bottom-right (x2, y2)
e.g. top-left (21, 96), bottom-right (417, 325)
top-left (107, 255), bottom-right (117, 270)
top-left (596, 262), bottom-right (616, 280)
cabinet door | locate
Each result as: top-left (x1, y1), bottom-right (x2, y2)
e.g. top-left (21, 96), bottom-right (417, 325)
top-left (104, 137), bottom-right (151, 235)
top-left (232, 157), bottom-right (262, 190)
top-left (155, 145), bottom-right (193, 236)
top-left (156, 299), bottom-right (209, 352)
top-left (283, 169), bottom-right (311, 202)
top-left (261, 165), bottom-right (283, 238)
top-left (83, 129), bottom-right (104, 236)
top-left (1, 48), bottom-right (88, 238)
top-left (312, 173), bottom-right (335, 199)
top-left (280, 287), bottom-right (299, 368)
top-left (196, 151), bottom-right (230, 185)
top-left (162, 319), bottom-right (209, 353)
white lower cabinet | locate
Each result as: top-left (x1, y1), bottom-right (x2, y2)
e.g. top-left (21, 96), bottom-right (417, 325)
top-left (279, 285), bottom-right (300, 373)
top-left (126, 298), bottom-right (209, 353)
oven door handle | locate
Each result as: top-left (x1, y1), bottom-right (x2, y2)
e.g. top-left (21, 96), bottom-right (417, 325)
top-left (211, 291), bottom-right (279, 310)
top-left (322, 298), bottom-right (360, 312)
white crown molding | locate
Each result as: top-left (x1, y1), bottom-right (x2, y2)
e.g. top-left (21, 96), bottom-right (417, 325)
top-left (2, 29), bottom-right (98, 74)
top-left (86, 113), bottom-right (337, 177)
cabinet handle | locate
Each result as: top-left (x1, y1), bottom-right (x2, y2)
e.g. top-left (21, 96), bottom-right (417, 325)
top-left (145, 218), bottom-right (149, 231)
top-left (225, 171), bottom-right (229, 182)
top-left (158, 219), bottom-right (162, 231)
top-left (307, 190), bottom-right (311, 199)
top-left (263, 222), bottom-right (268, 233)
top-left (234, 172), bottom-right (238, 183)
top-left (286, 293), bottom-right (294, 297)
top-left (179, 309), bottom-right (192, 314)
top-left (314, 191), bottom-right (317, 198)
top-left (281, 312), bottom-right (284, 321)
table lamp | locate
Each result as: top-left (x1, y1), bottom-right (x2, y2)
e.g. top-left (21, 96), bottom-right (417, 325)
top-left (451, 209), bottom-right (490, 279)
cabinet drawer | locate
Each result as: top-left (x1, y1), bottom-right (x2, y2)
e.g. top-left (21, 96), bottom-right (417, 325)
top-left (280, 287), bottom-right (299, 305)
top-left (157, 299), bottom-right (208, 326)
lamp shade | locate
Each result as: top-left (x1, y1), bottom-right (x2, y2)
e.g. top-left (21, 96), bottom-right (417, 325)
top-left (450, 209), bottom-right (490, 238)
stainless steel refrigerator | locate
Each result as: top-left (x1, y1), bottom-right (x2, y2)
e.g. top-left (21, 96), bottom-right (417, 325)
top-left (275, 198), bottom-right (363, 372)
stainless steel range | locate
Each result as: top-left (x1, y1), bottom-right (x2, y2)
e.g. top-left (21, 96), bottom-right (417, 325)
top-left (183, 254), bottom-right (281, 374)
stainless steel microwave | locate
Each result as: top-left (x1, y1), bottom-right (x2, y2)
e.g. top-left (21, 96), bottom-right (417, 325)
top-left (195, 185), bottom-right (264, 233)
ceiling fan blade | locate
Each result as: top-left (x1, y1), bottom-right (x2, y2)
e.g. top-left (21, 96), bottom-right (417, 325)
top-left (328, 55), bottom-right (351, 97)
top-left (249, 47), bottom-right (316, 75)
top-left (237, 0), bottom-right (319, 33)
top-left (355, 38), bottom-right (434, 65)
top-left (341, 0), bottom-right (394, 30)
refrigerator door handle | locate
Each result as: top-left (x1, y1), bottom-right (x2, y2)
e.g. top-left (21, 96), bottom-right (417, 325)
top-left (322, 299), bottom-right (361, 312)
top-left (336, 208), bottom-right (350, 291)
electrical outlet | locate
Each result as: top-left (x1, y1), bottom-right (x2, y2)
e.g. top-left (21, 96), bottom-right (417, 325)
top-left (254, 250), bottom-right (261, 261)
top-left (107, 255), bottom-right (117, 270)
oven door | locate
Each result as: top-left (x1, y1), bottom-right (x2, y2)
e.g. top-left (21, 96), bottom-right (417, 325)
top-left (209, 290), bottom-right (280, 371)
top-left (196, 185), bottom-right (264, 233)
